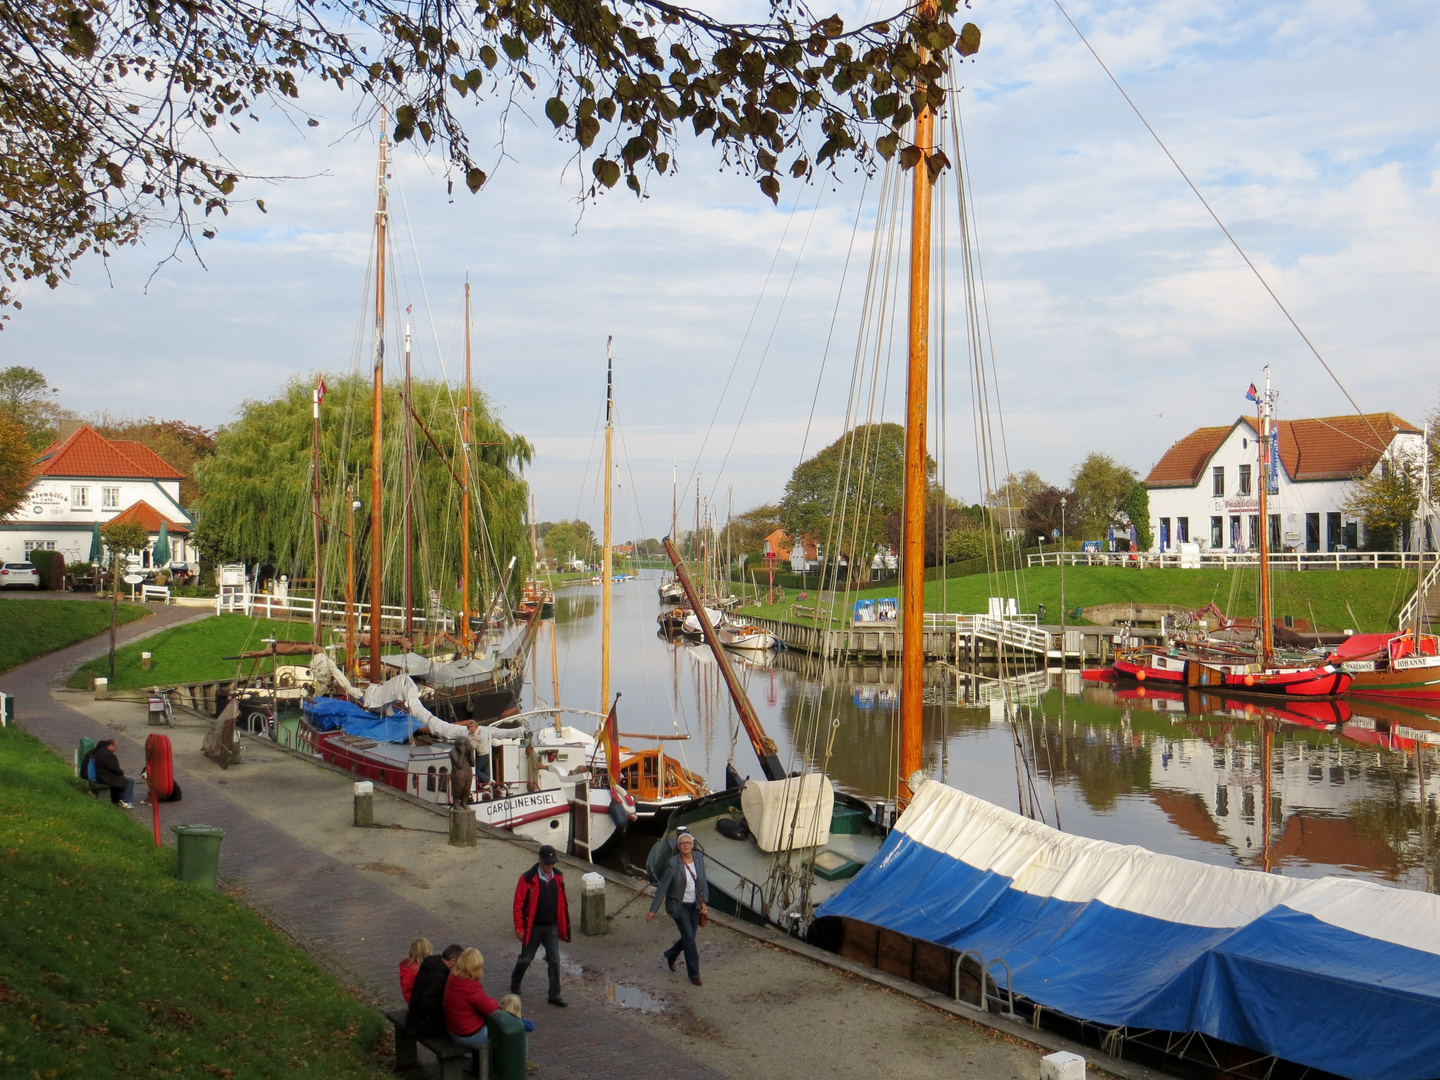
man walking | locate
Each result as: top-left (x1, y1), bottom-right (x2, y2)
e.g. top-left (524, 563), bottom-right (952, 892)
top-left (510, 844), bottom-right (570, 1007)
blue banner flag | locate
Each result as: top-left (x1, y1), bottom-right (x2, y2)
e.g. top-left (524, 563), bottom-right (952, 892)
top-left (1268, 429), bottom-right (1281, 493)
top-left (1245, 383), bottom-right (1258, 403)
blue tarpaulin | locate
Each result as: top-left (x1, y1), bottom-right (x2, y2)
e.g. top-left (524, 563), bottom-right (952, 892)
top-left (818, 781), bottom-right (1440, 1080)
top-left (302, 698), bottom-right (424, 743)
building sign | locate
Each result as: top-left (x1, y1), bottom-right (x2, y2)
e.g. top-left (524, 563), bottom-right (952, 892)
top-left (26, 486), bottom-right (68, 518)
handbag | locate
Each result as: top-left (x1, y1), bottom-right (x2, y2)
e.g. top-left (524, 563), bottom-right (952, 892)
top-left (699, 909), bottom-right (708, 928)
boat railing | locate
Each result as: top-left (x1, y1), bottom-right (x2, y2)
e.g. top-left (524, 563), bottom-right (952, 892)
top-left (1028, 549), bottom-right (1430, 571)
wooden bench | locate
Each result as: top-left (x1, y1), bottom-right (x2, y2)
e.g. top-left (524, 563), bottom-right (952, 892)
top-left (790, 603), bottom-right (819, 620)
top-left (141, 584), bottom-right (171, 604)
top-left (384, 1010), bottom-right (487, 1080)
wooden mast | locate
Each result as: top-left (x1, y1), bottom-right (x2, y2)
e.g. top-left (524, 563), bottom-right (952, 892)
top-left (368, 112), bottom-right (389, 682)
top-left (460, 280), bottom-right (473, 654)
top-left (899, 0), bottom-right (940, 805)
top-left (402, 320), bottom-right (414, 641)
top-left (312, 376), bottom-right (323, 643)
top-left (1257, 366), bottom-right (1275, 666)
top-left (1415, 421), bottom-right (1431, 646)
top-left (346, 483), bottom-right (357, 673)
top-left (601, 336), bottom-right (614, 713)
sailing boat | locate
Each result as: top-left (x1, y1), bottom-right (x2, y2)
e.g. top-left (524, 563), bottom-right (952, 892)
top-left (1105, 370), bottom-right (1351, 698)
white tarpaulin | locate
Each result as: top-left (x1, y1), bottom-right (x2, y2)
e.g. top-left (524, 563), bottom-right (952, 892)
top-left (740, 774), bottom-right (833, 853)
top-left (309, 652), bottom-right (362, 701)
top-left (362, 673), bottom-right (470, 741)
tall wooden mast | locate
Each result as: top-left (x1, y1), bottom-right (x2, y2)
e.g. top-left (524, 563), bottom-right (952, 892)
top-left (1256, 366), bottom-right (1275, 666)
top-left (1415, 421), bottom-right (1431, 646)
top-left (368, 113), bottom-right (389, 682)
top-left (312, 376), bottom-right (323, 643)
top-left (600, 337), bottom-right (614, 712)
top-left (899, 0), bottom-right (940, 805)
top-left (460, 280), bottom-right (473, 654)
top-left (402, 320), bottom-right (414, 641)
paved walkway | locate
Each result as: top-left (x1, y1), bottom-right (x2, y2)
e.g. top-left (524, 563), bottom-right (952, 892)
top-left (4, 614), bottom-right (1053, 1080)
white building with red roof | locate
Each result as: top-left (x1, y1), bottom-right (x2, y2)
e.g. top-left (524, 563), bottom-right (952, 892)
top-left (1, 421), bottom-right (197, 571)
top-left (1144, 412), bottom-right (1425, 553)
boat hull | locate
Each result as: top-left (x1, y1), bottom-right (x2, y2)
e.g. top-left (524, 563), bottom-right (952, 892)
top-left (1111, 656), bottom-right (1349, 697)
top-left (1342, 662), bottom-right (1440, 702)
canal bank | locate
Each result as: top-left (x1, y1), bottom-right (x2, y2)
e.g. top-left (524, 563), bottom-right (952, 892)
top-left (4, 628), bottom-right (1157, 1080)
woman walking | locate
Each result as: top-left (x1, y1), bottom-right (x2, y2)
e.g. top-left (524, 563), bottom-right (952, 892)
top-left (647, 831), bottom-right (708, 985)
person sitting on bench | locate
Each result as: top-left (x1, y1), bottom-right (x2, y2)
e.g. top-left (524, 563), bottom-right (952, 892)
top-left (400, 937), bottom-right (432, 1004)
top-left (91, 739), bottom-right (136, 809)
top-left (407, 943), bottom-right (463, 1037)
top-left (443, 948), bottom-right (501, 1050)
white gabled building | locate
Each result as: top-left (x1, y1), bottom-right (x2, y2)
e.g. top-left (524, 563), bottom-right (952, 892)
top-left (0, 422), bottom-right (198, 571)
top-left (1144, 412), bottom-right (1425, 553)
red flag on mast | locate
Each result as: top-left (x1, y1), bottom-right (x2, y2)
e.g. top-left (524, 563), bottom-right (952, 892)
top-left (599, 695), bottom-right (622, 784)
top-left (316, 374), bottom-right (327, 403)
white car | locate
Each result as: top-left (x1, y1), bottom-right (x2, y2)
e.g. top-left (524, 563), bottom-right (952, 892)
top-left (0, 562), bottom-right (40, 588)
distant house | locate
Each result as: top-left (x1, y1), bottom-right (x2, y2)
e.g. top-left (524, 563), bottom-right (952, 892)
top-left (789, 534), bottom-right (822, 573)
top-left (761, 528), bottom-right (790, 559)
top-left (1144, 412), bottom-right (1425, 553)
top-left (0, 422), bottom-right (197, 571)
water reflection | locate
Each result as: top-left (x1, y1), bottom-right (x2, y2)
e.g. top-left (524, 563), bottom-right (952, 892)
top-left (529, 572), bottom-right (1440, 893)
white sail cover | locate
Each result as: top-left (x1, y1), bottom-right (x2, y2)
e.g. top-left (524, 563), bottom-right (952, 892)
top-left (362, 673), bottom-right (470, 741)
top-left (740, 774), bottom-right (833, 853)
top-left (309, 652), bottom-right (362, 701)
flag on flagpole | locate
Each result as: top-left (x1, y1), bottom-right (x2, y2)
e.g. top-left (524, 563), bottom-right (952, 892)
top-left (1245, 383), bottom-right (1258, 403)
top-left (316, 374), bottom-right (327, 403)
top-left (599, 696), bottom-right (622, 787)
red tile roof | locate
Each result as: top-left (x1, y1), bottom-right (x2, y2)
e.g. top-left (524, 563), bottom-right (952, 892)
top-left (32, 425), bottom-right (184, 481)
top-left (108, 500), bottom-right (190, 534)
top-left (1146, 413), bottom-right (1419, 488)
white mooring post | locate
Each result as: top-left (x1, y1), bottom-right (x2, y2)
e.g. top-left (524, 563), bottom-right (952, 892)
top-left (1040, 1051), bottom-right (1086, 1080)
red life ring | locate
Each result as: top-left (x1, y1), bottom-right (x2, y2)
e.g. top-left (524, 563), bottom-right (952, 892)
top-left (145, 734), bottom-right (175, 800)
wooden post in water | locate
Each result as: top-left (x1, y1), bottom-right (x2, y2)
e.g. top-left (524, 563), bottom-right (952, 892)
top-left (899, 0), bottom-right (939, 805)
top-left (368, 114), bottom-right (390, 682)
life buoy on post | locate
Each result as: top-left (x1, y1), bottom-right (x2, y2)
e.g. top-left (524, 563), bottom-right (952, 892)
top-left (145, 734), bottom-right (174, 848)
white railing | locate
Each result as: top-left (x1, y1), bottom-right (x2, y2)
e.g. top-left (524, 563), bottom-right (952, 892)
top-left (924, 612), bottom-right (1050, 654)
top-left (1027, 550), bottom-right (1430, 571)
top-left (216, 591), bottom-right (458, 632)
top-left (1397, 561), bottom-right (1440, 631)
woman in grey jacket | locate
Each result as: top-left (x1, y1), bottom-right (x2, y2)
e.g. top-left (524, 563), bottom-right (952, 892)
top-left (646, 832), bottom-right (708, 984)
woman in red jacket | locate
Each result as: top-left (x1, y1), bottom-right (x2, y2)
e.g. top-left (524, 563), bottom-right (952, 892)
top-left (443, 948), bottom-right (501, 1049)
top-left (399, 937), bottom-right (431, 1004)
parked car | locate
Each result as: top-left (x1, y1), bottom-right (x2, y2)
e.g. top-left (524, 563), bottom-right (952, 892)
top-left (1, 562), bottom-right (40, 588)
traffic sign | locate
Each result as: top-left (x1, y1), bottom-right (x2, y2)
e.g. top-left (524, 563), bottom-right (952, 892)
top-left (1051, 529), bottom-right (1060, 539)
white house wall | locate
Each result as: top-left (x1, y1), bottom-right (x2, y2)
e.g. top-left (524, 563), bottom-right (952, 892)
top-left (1147, 428), bottom-right (1424, 553)
top-left (1, 477), bottom-right (194, 567)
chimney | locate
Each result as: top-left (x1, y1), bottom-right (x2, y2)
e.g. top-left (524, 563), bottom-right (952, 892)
top-left (58, 418), bottom-right (84, 442)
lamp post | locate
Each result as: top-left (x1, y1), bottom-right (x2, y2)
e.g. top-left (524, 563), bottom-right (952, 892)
top-left (1060, 496), bottom-right (1068, 664)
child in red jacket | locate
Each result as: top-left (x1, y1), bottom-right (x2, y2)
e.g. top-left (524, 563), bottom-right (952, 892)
top-left (399, 937), bottom-right (432, 1004)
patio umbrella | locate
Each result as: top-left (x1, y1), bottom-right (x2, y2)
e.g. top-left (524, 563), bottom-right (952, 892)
top-left (152, 522), bottom-right (170, 566)
top-left (87, 520), bottom-right (101, 562)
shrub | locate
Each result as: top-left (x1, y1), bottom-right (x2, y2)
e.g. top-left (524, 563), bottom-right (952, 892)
top-left (27, 549), bottom-right (66, 589)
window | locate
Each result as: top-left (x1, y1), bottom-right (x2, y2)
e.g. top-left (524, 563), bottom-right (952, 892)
top-left (1237, 465), bottom-right (1252, 496)
top-left (1212, 467), bottom-right (1225, 497)
top-left (1177, 517), bottom-right (1190, 544)
top-left (102, 486), bottom-right (120, 509)
top-left (1249, 515), bottom-right (1260, 550)
top-left (1269, 514), bottom-right (1282, 550)
top-left (71, 486), bottom-right (90, 508)
top-left (1230, 516), bottom-right (1242, 548)
top-left (23, 541), bottom-right (55, 553)
top-left (1327, 512), bottom-right (1342, 551)
top-left (1159, 517), bottom-right (1171, 551)
top-left (1211, 516), bottom-right (1224, 548)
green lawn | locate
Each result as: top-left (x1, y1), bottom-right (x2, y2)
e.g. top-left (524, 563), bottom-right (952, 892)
top-left (0, 725), bottom-right (385, 1079)
top-left (0, 597), bottom-right (148, 675)
top-left (66, 614), bottom-right (320, 691)
top-left (739, 565), bottom-right (1415, 633)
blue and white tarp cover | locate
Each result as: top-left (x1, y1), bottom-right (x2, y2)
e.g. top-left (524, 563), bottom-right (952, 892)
top-left (817, 780), bottom-right (1440, 1080)
top-left (302, 697), bottom-right (424, 744)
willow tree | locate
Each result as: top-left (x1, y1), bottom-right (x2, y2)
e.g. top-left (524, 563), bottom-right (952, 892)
top-left (194, 373), bottom-right (532, 609)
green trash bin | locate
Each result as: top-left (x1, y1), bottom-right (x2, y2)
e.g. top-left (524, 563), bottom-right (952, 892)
top-left (172, 824), bottom-right (226, 888)
top-left (486, 1008), bottom-right (527, 1080)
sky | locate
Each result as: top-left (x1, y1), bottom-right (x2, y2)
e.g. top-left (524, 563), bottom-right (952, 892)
top-left (6, 0), bottom-right (1439, 543)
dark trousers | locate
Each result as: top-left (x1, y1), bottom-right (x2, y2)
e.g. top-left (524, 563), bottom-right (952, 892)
top-left (109, 778), bottom-right (135, 805)
top-left (511, 922), bottom-right (561, 1001)
top-left (664, 901), bottom-right (701, 978)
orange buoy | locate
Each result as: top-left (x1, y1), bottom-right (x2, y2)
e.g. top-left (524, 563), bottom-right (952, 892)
top-left (1135, 669), bottom-right (1146, 681)
top-left (1245, 674), bottom-right (1255, 686)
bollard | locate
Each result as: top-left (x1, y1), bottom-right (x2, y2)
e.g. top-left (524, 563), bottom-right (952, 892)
top-left (448, 806), bottom-right (476, 847)
top-left (141, 651), bottom-right (152, 671)
top-left (1040, 1051), bottom-right (1086, 1080)
top-left (353, 781), bottom-right (374, 826)
top-left (0, 690), bottom-right (12, 726)
top-left (93, 677), bottom-right (109, 700)
top-left (486, 1008), bottom-right (527, 1080)
top-left (580, 871), bottom-right (608, 935)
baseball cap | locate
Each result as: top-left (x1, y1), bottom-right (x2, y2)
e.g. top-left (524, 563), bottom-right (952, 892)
top-left (537, 844), bottom-right (559, 865)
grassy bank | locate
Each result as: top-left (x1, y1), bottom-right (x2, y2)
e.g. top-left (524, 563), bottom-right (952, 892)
top-left (0, 597), bottom-right (148, 675)
top-left (739, 565), bottom-right (1414, 633)
top-left (66, 614), bottom-right (318, 691)
top-left (0, 725), bottom-right (385, 1079)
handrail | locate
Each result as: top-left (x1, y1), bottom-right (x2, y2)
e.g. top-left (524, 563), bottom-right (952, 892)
top-left (1398, 560), bottom-right (1440, 633)
top-left (1027, 549), bottom-right (1430, 570)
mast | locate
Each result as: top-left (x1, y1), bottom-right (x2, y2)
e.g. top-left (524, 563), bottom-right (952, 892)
top-left (601, 337), bottom-right (614, 713)
top-left (899, 0), bottom-right (940, 804)
top-left (368, 111), bottom-right (389, 682)
top-left (403, 319), bottom-right (414, 641)
top-left (346, 483), bottom-right (357, 674)
top-left (1257, 366), bottom-right (1275, 666)
top-left (1415, 421), bottom-right (1431, 645)
top-left (671, 462), bottom-right (678, 555)
top-left (460, 280), bottom-right (473, 654)
top-left (530, 492), bottom-right (539, 572)
top-left (312, 376), bottom-right (323, 643)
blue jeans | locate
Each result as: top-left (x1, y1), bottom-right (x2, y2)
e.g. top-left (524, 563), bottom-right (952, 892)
top-left (110, 778), bottom-right (135, 805)
top-left (449, 1026), bottom-right (489, 1049)
top-left (665, 901), bottom-right (701, 978)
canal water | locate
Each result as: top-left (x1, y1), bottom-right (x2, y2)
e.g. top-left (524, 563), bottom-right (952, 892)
top-left (529, 572), bottom-right (1440, 893)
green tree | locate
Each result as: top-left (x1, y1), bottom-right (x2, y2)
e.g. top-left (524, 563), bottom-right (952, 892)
top-left (1127, 482), bottom-right (1153, 552)
top-left (722, 503), bottom-right (784, 561)
top-left (544, 520), bottom-right (597, 565)
top-left (1069, 453), bottom-right (1138, 542)
top-left (0, 409), bottom-right (31, 519)
top-left (0, 366), bottom-right (71, 449)
top-left (194, 373), bottom-right (532, 605)
top-left (782, 423), bottom-right (928, 557)
top-left (1345, 455), bottom-right (1421, 551)
top-left (101, 520), bottom-right (150, 559)
top-left (989, 470), bottom-right (1048, 512)
top-left (2, 1), bottom-right (979, 316)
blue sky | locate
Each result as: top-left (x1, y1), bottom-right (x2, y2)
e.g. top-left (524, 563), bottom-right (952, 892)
top-left (6, 0), bottom-right (1438, 539)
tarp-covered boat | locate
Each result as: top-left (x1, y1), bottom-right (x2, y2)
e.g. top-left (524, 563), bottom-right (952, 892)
top-left (819, 778), bottom-right (1440, 1080)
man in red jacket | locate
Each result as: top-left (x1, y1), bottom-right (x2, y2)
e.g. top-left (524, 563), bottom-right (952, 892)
top-left (510, 844), bottom-right (570, 1007)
